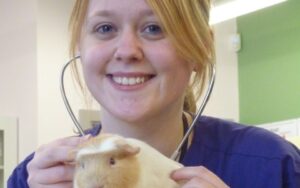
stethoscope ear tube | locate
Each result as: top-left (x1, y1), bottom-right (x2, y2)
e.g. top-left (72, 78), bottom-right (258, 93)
top-left (170, 64), bottom-right (216, 160)
top-left (60, 55), bottom-right (86, 136)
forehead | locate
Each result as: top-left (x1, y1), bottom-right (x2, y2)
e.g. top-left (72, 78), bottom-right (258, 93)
top-left (87, 0), bottom-right (153, 17)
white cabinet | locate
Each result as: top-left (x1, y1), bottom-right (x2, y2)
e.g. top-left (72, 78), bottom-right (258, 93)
top-left (257, 118), bottom-right (300, 148)
top-left (0, 117), bottom-right (18, 188)
top-left (257, 118), bottom-right (300, 138)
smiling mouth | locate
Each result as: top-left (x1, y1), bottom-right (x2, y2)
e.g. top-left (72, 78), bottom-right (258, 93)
top-left (107, 74), bottom-right (155, 86)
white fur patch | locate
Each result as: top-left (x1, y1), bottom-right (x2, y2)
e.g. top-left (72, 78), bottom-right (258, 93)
top-left (77, 137), bottom-right (118, 158)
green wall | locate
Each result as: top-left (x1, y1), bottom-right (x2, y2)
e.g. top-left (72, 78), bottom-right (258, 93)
top-left (237, 0), bottom-right (300, 125)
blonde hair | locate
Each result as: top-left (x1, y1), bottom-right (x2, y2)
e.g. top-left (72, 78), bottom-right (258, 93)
top-left (69, 0), bottom-right (215, 113)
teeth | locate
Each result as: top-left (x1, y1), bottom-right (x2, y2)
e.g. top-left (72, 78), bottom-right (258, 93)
top-left (112, 76), bottom-right (147, 85)
top-left (122, 77), bottom-right (129, 85)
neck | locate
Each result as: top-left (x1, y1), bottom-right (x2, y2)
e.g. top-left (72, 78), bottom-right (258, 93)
top-left (100, 109), bottom-right (184, 158)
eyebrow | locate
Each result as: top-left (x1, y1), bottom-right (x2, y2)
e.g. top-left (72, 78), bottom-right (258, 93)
top-left (88, 9), bottom-right (155, 18)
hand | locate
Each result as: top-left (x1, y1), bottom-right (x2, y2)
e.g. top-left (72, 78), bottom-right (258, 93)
top-left (171, 166), bottom-right (229, 188)
top-left (27, 135), bottom-right (91, 188)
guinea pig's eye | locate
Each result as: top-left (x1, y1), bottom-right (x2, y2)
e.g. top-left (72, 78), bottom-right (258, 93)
top-left (109, 157), bottom-right (116, 166)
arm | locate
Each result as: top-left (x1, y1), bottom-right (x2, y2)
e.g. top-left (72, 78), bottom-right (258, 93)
top-left (282, 146), bottom-right (300, 188)
top-left (7, 153), bottom-right (34, 188)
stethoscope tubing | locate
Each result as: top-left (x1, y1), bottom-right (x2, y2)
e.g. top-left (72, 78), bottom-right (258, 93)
top-left (170, 64), bottom-right (216, 160)
top-left (60, 56), bottom-right (85, 136)
top-left (60, 56), bottom-right (216, 160)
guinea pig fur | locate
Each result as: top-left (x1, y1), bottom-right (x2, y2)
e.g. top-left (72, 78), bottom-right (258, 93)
top-left (73, 134), bottom-right (183, 188)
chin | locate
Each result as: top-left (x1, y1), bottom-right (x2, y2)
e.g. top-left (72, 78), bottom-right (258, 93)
top-left (114, 109), bottom-right (151, 124)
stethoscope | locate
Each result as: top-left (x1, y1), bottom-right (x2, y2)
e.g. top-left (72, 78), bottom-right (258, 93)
top-left (60, 56), bottom-right (216, 160)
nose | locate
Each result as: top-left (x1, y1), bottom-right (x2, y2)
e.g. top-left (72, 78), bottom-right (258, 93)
top-left (114, 29), bottom-right (144, 63)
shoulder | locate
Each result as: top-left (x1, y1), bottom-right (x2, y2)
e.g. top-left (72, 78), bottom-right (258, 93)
top-left (192, 116), bottom-right (300, 159)
top-left (186, 116), bottom-right (300, 187)
top-left (7, 153), bottom-right (34, 188)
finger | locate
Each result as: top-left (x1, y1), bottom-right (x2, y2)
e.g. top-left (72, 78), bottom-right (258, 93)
top-left (28, 181), bottom-right (73, 188)
top-left (39, 135), bottom-right (91, 152)
top-left (29, 145), bottom-right (78, 169)
top-left (30, 164), bottom-right (75, 184)
top-left (182, 177), bottom-right (215, 188)
top-left (31, 135), bottom-right (92, 169)
top-left (172, 166), bottom-right (228, 188)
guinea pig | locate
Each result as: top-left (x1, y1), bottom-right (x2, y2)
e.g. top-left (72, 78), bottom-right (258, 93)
top-left (73, 134), bottom-right (183, 188)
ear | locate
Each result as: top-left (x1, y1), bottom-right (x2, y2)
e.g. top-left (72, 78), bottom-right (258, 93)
top-left (115, 139), bottom-right (140, 158)
top-left (192, 62), bottom-right (198, 72)
top-left (75, 46), bottom-right (81, 57)
top-left (210, 28), bottom-right (214, 40)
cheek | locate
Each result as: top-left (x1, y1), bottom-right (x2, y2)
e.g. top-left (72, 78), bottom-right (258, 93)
top-left (146, 44), bottom-right (193, 76)
top-left (80, 42), bottom-right (113, 75)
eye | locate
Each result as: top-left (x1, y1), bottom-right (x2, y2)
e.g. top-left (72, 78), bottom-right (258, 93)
top-left (143, 24), bottom-right (163, 35)
top-left (109, 157), bottom-right (116, 166)
top-left (142, 24), bottom-right (164, 40)
top-left (95, 24), bottom-right (115, 34)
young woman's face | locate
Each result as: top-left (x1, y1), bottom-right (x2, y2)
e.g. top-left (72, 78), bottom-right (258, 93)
top-left (79, 0), bottom-right (195, 122)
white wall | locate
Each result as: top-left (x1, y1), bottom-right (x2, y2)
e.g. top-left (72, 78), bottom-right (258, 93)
top-left (0, 0), bottom-right (37, 160)
top-left (37, 0), bottom-right (83, 145)
top-left (203, 19), bottom-right (240, 122)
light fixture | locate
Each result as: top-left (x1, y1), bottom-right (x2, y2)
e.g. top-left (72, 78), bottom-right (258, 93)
top-left (210, 0), bottom-right (288, 25)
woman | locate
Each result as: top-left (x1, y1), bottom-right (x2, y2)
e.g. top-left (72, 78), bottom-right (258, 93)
top-left (8, 0), bottom-right (300, 187)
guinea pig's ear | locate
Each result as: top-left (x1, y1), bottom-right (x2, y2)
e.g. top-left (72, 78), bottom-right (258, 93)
top-left (114, 139), bottom-right (140, 158)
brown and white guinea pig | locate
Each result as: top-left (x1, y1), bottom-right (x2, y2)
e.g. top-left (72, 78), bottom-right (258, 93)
top-left (73, 134), bottom-right (183, 188)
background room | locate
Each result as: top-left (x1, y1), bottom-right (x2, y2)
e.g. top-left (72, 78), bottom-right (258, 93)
top-left (0, 0), bottom-right (299, 187)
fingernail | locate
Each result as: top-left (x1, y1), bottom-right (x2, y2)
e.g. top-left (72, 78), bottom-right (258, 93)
top-left (170, 169), bottom-right (177, 178)
top-left (82, 134), bottom-right (92, 140)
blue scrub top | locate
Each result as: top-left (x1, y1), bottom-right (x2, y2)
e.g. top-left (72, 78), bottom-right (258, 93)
top-left (7, 116), bottom-right (300, 188)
